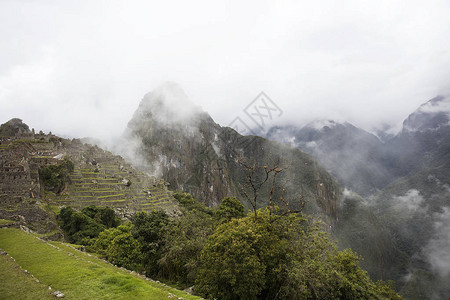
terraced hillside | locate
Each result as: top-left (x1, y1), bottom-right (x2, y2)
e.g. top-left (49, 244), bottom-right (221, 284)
top-left (1, 119), bottom-right (180, 233)
top-left (49, 140), bottom-right (179, 216)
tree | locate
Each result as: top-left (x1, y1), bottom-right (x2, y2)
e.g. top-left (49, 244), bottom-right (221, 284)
top-left (93, 222), bottom-right (142, 271)
top-left (81, 205), bottom-right (121, 228)
top-left (40, 158), bottom-right (74, 193)
top-left (58, 206), bottom-right (106, 245)
top-left (239, 160), bottom-right (304, 220)
top-left (58, 205), bottom-right (120, 246)
top-left (195, 209), bottom-right (402, 300)
top-left (158, 193), bottom-right (215, 284)
top-left (215, 196), bottom-right (245, 224)
top-left (173, 192), bottom-right (214, 215)
top-left (131, 211), bottom-right (170, 276)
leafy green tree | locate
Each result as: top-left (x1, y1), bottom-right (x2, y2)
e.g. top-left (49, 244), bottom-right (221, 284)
top-left (58, 205), bottom-right (120, 246)
top-left (93, 222), bottom-right (142, 271)
top-left (81, 205), bottom-right (121, 228)
top-left (156, 193), bottom-right (215, 284)
top-left (173, 192), bottom-right (214, 215)
top-left (40, 158), bottom-right (74, 193)
top-left (132, 211), bottom-right (170, 276)
top-left (58, 206), bottom-right (106, 245)
top-left (215, 196), bottom-right (245, 224)
top-left (195, 209), bottom-right (402, 300)
top-left (158, 209), bottom-right (215, 284)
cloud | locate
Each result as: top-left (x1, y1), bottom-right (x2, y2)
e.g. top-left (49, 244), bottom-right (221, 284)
top-left (418, 96), bottom-right (450, 114)
top-left (392, 189), bottom-right (426, 212)
top-left (1, 0), bottom-right (450, 139)
top-left (423, 207), bottom-right (450, 277)
top-left (132, 82), bottom-right (203, 127)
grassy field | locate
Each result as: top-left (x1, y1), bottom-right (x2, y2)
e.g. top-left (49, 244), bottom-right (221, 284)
top-left (0, 253), bottom-right (53, 299)
top-left (0, 228), bottom-right (201, 299)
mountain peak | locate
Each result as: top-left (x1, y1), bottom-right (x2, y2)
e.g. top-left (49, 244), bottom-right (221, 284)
top-left (0, 118), bottom-right (31, 137)
top-left (305, 119), bottom-right (339, 130)
top-left (129, 82), bottom-right (203, 129)
top-left (402, 95), bottom-right (450, 132)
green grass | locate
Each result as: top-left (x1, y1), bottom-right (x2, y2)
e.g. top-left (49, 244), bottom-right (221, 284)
top-left (80, 178), bottom-right (119, 181)
top-left (0, 219), bottom-right (16, 225)
top-left (98, 194), bottom-right (125, 199)
top-left (48, 205), bottom-right (61, 215)
top-left (0, 252), bottom-right (53, 299)
top-left (101, 200), bottom-right (127, 203)
top-left (0, 228), bottom-right (200, 299)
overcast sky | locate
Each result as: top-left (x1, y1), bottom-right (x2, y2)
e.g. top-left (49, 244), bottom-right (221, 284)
top-left (1, 0), bottom-right (450, 139)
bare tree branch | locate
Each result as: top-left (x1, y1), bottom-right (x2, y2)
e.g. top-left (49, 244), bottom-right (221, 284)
top-left (238, 158), bottom-right (304, 220)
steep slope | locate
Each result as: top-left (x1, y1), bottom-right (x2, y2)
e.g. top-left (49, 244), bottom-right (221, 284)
top-left (262, 95), bottom-right (450, 297)
top-left (121, 83), bottom-right (340, 220)
top-left (369, 96), bottom-right (450, 299)
top-left (0, 119), bottom-right (178, 234)
top-left (0, 227), bottom-right (200, 299)
top-left (385, 95), bottom-right (450, 177)
top-left (120, 84), bottom-right (415, 287)
top-left (265, 121), bottom-right (391, 196)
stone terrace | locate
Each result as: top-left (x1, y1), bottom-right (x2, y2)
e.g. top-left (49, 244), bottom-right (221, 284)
top-left (1, 134), bottom-right (179, 218)
top-left (50, 140), bottom-right (179, 216)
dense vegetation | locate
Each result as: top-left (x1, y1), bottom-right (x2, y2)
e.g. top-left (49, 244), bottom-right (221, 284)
top-left (40, 158), bottom-right (74, 193)
top-left (56, 193), bottom-right (401, 299)
top-left (58, 205), bottom-right (121, 245)
top-left (196, 209), bottom-right (400, 299)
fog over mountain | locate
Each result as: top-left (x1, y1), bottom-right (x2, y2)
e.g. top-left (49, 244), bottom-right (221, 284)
top-left (263, 95), bottom-right (450, 299)
top-left (1, 1), bottom-right (450, 140)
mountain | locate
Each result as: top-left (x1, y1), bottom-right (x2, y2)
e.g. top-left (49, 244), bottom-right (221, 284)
top-left (0, 118), bottom-right (31, 137)
top-left (121, 82), bottom-right (341, 220)
top-left (262, 95), bottom-right (450, 299)
top-left (385, 95), bottom-right (450, 177)
top-left (372, 96), bottom-right (450, 299)
top-left (265, 120), bottom-right (392, 196)
top-left (117, 83), bottom-right (412, 289)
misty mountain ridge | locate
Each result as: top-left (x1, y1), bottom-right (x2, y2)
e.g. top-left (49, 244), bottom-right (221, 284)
top-left (118, 84), bottom-right (450, 298)
top-left (112, 83), bottom-right (415, 291)
top-left (265, 119), bottom-right (390, 196)
top-left (402, 95), bottom-right (450, 133)
top-left (262, 94), bottom-right (450, 299)
top-left (119, 83), bottom-right (341, 221)
top-left (128, 82), bottom-right (204, 128)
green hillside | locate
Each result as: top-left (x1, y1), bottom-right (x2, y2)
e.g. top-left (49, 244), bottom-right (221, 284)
top-left (0, 228), bottom-right (200, 299)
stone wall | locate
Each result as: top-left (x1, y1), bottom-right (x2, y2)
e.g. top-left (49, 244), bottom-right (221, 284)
top-left (0, 141), bottom-right (47, 199)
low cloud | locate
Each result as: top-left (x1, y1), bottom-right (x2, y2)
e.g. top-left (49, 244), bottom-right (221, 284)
top-left (423, 207), bottom-right (450, 277)
top-left (419, 96), bottom-right (450, 114)
top-left (392, 189), bottom-right (426, 213)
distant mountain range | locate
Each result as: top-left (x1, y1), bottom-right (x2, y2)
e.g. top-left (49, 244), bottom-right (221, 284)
top-left (264, 95), bottom-right (450, 196)
top-left (263, 95), bottom-right (450, 299)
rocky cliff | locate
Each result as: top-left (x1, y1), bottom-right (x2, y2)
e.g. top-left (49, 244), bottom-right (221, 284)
top-left (122, 83), bottom-right (340, 219)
